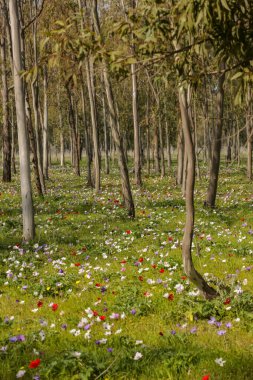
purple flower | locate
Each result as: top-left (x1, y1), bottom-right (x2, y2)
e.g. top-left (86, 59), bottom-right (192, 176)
top-left (61, 324), bottom-right (67, 330)
top-left (217, 330), bottom-right (226, 336)
top-left (107, 348), bottom-right (113, 352)
top-left (208, 317), bottom-right (216, 325)
top-left (215, 321), bottom-right (222, 327)
top-left (131, 309), bottom-right (136, 315)
top-left (226, 322), bottom-right (232, 328)
top-left (9, 336), bottom-right (18, 343)
top-left (170, 330), bottom-right (176, 335)
top-left (17, 335), bottom-right (25, 342)
top-left (84, 324), bottom-right (91, 330)
top-left (190, 327), bottom-right (197, 334)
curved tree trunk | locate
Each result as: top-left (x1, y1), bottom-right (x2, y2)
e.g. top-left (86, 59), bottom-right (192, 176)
top-left (9, 0), bottom-right (35, 241)
top-left (179, 85), bottom-right (217, 299)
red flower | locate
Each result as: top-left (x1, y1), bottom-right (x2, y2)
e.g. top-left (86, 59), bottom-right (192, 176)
top-left (181, 276), bottom-right (187, 280)
top-left (159, 268), bottom-right (165, 273)
top-left (202, 375), bottom-right (210, 380)
top-left (37, 301), bottom-right (43, 308)
top-left (138, 257), bottom-right (144, 263)
top-left (224, 298), bottom-right (231, 305)
top-left (93, 310), bottom-right (98, 317)
top-left (151, 264), bottom-right (157, 269)
top-left (74, 262), bottom-right (81, 266)
top-left (126, 230), bottom-right (132, 234)
top-left (168, 293), bottom-right (174, 301)
top-left (52, 303), bottom-right (58, 311)
top-left (29, 358), bottom-right (41, 369)
top-left (168, 236), bottom-right (173, 241)
top-left (95, 283), bottom-right (101, 288)
top-left (100, 315), bottom-right (106, 321)
top-left (138, 276), bottom-right (144, 281)
top-left (121, 260), bottom-right (127, 264)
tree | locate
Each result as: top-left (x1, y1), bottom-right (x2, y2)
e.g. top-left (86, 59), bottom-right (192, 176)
top-left (9, 0), bottom-right (35, 241)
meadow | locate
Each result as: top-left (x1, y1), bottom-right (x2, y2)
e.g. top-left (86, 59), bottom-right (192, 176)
top-left (0, 161), bottom-right (253, 380)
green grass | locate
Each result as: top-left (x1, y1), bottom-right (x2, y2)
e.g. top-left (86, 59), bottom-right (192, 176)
top-left (0, 160), bottom-right (253, 379)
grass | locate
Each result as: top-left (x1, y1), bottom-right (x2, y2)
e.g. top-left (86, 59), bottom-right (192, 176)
top-left (0, 160), bottom-right (253, 379)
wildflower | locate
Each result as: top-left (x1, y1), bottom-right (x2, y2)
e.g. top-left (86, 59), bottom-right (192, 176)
top-left (175, 283), bottom-right (184, 293)
top-left (202, 375), bottom-right (210, 380)
top-left (72, 351), bottom-right (81, 358)
top-left (37, 301), bottom-right (43, 308)
top-left (217, 330), bottom-right (226, 336)
top-left (29, 359), bottom-right (41, 369)
top-left (51, 303), bottom-right (58, 311)
top-left (16, 370), bottom-right (26, 378)
top-left (223, 298), bottom-right (231, 305)
top-left (133, 352), bottom-right (143, 360)
top-left (215, 357), bottom-right (226, 366)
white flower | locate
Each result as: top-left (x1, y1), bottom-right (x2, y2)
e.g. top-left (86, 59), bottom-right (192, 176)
top-left (175, 284), bottom-right (184, 293)
top-left (135, 340), bottom-right (143, 345)
top-left (72, 351), bottom-right (81, 358)
top-left (215, 357), bottom-right (226, 367)
top-left (16, 370), bottom-right (26, 378)
top-left (234, 286), bottom-right (243, 294)
top-left (133, 352), bottom-right (143, 360)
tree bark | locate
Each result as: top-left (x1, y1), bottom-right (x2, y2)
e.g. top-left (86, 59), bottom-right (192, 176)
top-left (205, 65), bottom-right (225, 208)
top-left (92, 0), bottom-right (135, 217)
top-left (86, 57), bottom-right (101, 192)
top-left (42, 66), bottom-right (49, 179)
top-left (1, 15), bottom-right (12, 182)
top-left (179, 86), bottom-right (217, 299)
top-left (9, 0), bottom-right (35, 241)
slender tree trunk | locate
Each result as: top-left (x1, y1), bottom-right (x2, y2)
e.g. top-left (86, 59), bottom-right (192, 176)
top-left (176, 123), bottom-right (184, 185)
top-left (42, 67), bottom-right (49, 179)
top-left (246, 87), bottom-right (252, 180)
top-left (86, 57), bottom-right (100, 192)
top-left (165, 121), bottom-right (172, 172)
top-left (1, 16), bottom-right (12, 182)
top-left (9, 0), bottom-right (35, 241)
top-left (92, 0), bottom-right (135, 217)
top-left (11, 104), bottom-right (17, 174)
top-left (158, 114), bottom-right (165, 177)
top-left (154, 125), bottom-right (160, 174)
top-left (205, 65), bottom-right (225, 207)
top-left (179, 85), bottom-right (217, 299)
top-left (131, 62), bottom-right (142, 186)
top-left (66, 85), bottom-right (80, 176)
top-left (102, 89), bottom-right (110, 174)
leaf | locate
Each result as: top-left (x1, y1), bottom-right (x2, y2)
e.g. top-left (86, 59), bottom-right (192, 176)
top-left (221, 0), bottom-right (230, 11)
top-left (231, 71), bottom-right (243, 80)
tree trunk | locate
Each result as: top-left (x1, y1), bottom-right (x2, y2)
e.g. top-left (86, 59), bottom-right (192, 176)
top-left (42, 66), bottom-right (49, 179)
top-left (9, 0), bottom-right (35, 241)
top-left (86, 57), bottom-right (100, 192)
top-left (131, 62), bottom-right (142, 186)
top-left (158, 114), bottom-right (165, 177)
top-left (11, 104), bottom-right (17, 174)
top-left (154, 125), bottom-right (160, 174)
top-left (1, 16), bottom-right (12, 182)
top-left (66, 85), bottom-right (80, 176)
top-left (246, 87), bottom-right (252, 180)
top-left (205, 66), bottom-right (225, 207)
top-left (165, 121), bottom-right (172, 172)
top-left (92, 0), bottom-right (135, 217)
top-left (102, 89), bottom-right (110, 174)
top-left (179, 85), bottom-right (217, 299)
top-left (176, 123), bottom-right (184, 185)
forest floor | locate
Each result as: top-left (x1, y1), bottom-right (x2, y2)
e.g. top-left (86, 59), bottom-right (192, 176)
top-left (0, 161), bottom-right (253, 380)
